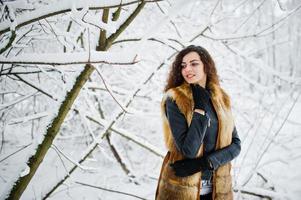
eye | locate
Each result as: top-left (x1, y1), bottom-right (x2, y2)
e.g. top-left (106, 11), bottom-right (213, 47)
top-left (181, 64), bottom-right (186, 69)
top-left (191, 63), bottom-right (199, 67)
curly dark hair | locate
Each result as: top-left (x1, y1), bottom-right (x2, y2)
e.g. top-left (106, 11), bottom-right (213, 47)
top-left (164, 45), bottom-right (220, 92)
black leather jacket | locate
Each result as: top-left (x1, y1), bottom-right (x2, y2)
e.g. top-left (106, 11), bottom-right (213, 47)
top-left (165, 95), bottom-right (241, 172)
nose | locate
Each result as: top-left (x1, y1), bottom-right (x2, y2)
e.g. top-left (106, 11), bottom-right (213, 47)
top-left (183, 64), bottom-right (192, 72)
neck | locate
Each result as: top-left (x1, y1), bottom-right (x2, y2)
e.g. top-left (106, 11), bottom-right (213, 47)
top-left (198, 78), bottom-right (207, 88)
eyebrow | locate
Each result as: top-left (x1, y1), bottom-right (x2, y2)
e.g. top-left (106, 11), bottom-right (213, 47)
top-left (181, 59), bottom-right (201, 64)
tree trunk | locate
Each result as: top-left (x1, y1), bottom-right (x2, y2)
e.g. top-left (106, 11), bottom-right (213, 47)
top-left (6, 64), bottom-right (95, 200)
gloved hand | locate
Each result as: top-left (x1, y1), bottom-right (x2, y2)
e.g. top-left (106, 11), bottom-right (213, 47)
top-left (190, 84), bottom-right (210, 111)
top-left (170, 156), bottom-right (212, 177)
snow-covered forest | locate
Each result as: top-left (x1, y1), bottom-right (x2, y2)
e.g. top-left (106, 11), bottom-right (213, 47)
top-left (0, 0), bottom-right (301, 199)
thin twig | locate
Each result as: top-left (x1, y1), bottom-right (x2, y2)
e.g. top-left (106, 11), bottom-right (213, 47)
top-left (0, 143), bottom-right (32, 163)
top-left (0, 31), bottom-right (16, 54)
top-left (256, 3), bottom-right (301, 35)
top-left (0, 59), bottom-right (138, 66)
top-left (106, 133), bottom-right (132, 175)
top-left (75, 181), bottom-right (148, 200)
top-left (112, 37), bottom-right (180, 51)
top-left (51, 144), bottom-right (88, 171)
top-left (105, 1), bottom-right (146, 50)
top-left (233, 0), bottom-right (267, 33)
top-left (242, 91), bottom-right (301, 186)
top-left (232, 0), bottom-right (250, 13)
top-left (14, 74), bottom-right (57, 100)
top-left (0, 91), bottom-right (37, 111)
top-left (95, 67), bottom-right (132, 114)
top-left (50, 145), bottom-right (70, 175)
top-left (0, 0), bottom-right (163, 35)
top-left (84, 113), bottom-right (164, 157)
top-left (234, 188), bottom-right (272, 200)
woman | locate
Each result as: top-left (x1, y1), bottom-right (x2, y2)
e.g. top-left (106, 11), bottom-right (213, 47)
top-left (155, 45), bottom-right (241, 200)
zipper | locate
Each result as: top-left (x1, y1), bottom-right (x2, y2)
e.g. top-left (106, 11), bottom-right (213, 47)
top-left (206, 112), bottom-right (211, 127)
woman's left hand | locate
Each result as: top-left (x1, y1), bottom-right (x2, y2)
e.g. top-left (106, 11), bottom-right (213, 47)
top-left (169, 156), bottom-right (212, 177)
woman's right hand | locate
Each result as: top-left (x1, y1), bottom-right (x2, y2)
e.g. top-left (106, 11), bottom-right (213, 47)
top-left (190, 84), bottom-right (211, 111)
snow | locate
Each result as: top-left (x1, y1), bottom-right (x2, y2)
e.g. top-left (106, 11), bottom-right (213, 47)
top-left (0, 92), bottom-right (38, 110)
top-left (1, 0), bottom-right (301, 199)
top-left (20, 165), bottom-right (30, 177)
top-left (0, 0), bottom-right (142, 33)
top-left (0, 50), bottom-right (138, 65)
top-left (8, 111), bottom-right (50, 125)
top-left (235, 186), bottom-right (288, 199)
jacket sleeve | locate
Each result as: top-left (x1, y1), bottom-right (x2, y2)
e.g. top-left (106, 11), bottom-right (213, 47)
top-left (165, 97), bottom-right (210, 159)
top-left (207, 126), bottom-right (241, 170)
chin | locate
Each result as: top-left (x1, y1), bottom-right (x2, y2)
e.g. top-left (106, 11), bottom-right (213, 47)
top-left (185, 79), bottom-right (198, 84)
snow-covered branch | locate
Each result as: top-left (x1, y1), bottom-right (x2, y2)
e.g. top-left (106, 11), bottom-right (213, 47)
top-left (75, 181), bottom-right (148, 200)
top-left (234, 186), bottom-right (287, 199)
top-left (86, 113), bottom-right (164, 157)
top-left (8, 111), bottom-right (50, 125)
top-left (0, 92), bottom-right (38, 111)
top-left (0, 0), bottom-right (163, 35)
top-left (95, 67), bottom-right (132, 114)
top-left (0, 51), bottom-right (138, 66)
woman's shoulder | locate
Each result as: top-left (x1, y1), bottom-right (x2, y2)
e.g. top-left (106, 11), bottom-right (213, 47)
top-left (163, 82), bottom-right (191, 101)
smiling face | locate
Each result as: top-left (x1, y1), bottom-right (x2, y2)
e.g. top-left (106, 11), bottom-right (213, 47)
top-left (181, 51), bottom-right (207, 86)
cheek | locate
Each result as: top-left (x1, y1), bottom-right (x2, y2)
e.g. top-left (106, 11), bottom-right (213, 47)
top-left (181, 69), bottom-right (185, 77)
top-left (198, 65), bottom-right (205, 75)
top-left (195, 67), bottom-right (203, 76)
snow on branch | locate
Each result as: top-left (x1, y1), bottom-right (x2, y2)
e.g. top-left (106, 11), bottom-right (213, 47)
top-left (0, 92), bottom-right (38, 111)
top-left (84, 114), bottom-right (164, 157)
top-left (0, 51), bottom-right (138, 66)
top-left (8, 111), bottom-right (50, 125)
top-left (75, 181), bottom-right (148, 200)
top-left (234, 186), bottom-right (287, 199)
top-left (95, 67), bottom-right (133, 114)
top-left (223, 44), bottom-right (301, 83)
top-left (51, 144), bottom-right (99, 172)
top-left (0, 0), bottom-right (163, 35)
top-left (111, 125), bottom-right (165, 157)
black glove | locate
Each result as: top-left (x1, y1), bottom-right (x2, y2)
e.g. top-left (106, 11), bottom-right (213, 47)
top-left (190, 84), bottom-right (210, 111)
top-left (170, 156), bottom-right (212, 177)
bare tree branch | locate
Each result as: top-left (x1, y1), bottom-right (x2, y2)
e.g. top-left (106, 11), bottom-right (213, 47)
top-left (233, 0), bottom-right (267, 33)
top-left (41, 58), bottom-right (170, 199)
top-left (0, 31), bottom-right (15, 54)
top-left (84, 113), bottom-right (164, 157)
top-left (13, 74), bottom-right (57, 100)
top-left (105, 1), bottom-right (146, 50)
top-left (0, 0), bottom-right (163, 36)
top-left (96, 7), bottom-right (109, 51)
top-left (234, 187), bottom-right (273, 200)
top-left (106, 133), bottom-right (132, 175)
top-left (95, 67), bottom-right (132, 114)
top-left (242, 91), bottom-right (300, 186)
top-left (0, 52), bottom-right (138, 66)
top-left (6, 64), bottom-right (95, 200)
top-left (0, 143), bottom-right (32, 163)
top-left (75, 181), bottom-right (148, 200)
top-left (112, 37), bottom-right (181, 51)
top-left (0, 92), bottom-right (37, 111)
top-left (256, 3), bottom-right (301, 35)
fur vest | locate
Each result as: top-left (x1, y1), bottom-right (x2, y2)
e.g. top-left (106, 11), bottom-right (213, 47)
top-left (155, 81), bottom-right (235, 200)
